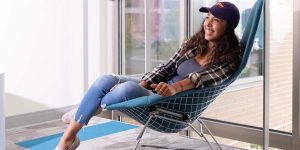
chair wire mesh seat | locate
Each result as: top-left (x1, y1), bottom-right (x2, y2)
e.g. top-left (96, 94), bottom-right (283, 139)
top-left (106, 0), bottom-right (263, 149)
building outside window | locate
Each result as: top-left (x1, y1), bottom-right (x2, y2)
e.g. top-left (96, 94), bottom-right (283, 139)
top-left (124, 0), bottom-right (181, 74)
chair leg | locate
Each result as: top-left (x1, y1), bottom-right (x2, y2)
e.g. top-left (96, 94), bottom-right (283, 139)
top-left (197, 118), bottom-right (223, 150)
top-left (187, 123), bottom-right (215, 150)
top-left (135, 115), bottom-right (154, 150)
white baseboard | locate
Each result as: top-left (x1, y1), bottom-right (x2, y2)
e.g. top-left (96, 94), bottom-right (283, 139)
top-left (5, 105), bottom-right (77, 129)
top-left (5, 105), bottom-right (113, 129)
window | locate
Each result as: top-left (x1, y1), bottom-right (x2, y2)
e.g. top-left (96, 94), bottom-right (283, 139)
top-left (150, 0), bottom-right (181, 69)
top-left (124, 0), bottom-right (145, 74)
top-left (192, 0), bottom-right (264, 78)
top-left (268, 0), bottom-right (292, 133)
top-left (200, 0), bottom-right (264, 127)
top-left (124, 0), bottom-right (182, 75)
top-left (227, 0), bottom-right (264, 78)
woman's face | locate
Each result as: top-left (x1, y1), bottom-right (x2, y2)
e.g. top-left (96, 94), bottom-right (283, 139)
top-left (203, 13), bottom-right (228, 43)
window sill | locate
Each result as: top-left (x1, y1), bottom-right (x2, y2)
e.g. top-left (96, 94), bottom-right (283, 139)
top-left (225, 76), bottom-right (263, 93)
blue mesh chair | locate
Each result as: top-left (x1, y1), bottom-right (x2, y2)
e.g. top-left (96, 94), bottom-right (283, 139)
top-left (106, 0), bottom-right (263, 149)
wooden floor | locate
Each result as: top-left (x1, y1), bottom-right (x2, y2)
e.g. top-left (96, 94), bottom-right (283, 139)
top-left (6, 117), bottom-right (245, 150)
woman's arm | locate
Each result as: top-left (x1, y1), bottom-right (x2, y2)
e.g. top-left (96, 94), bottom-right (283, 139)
top-left (150, 78), bottom-right (195, 96)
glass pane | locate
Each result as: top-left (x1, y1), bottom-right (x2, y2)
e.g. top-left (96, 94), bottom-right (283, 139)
top-left (150, 0), bottom-right (181, 68)
top-left (229, 0), bottom-right (264, 77)
top-left (198, 0), bottom-right (292, 133)
top-left (191, 0), bottom-right (216, 33)
top-left (193, 0), bottom-right (263, 78)
top-left (124, 0), bottom-right (145, 74)
top-left (268, 0), bottom-right (292, 133)
top-left (203, 86), bottom-right (263, 127)
top-left (197, 0), bottom-right (264, 128)
top-left (237, 0), bottom-right (264, 78)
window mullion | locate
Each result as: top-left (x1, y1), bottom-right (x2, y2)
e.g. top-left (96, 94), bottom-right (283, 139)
top-left (184, 0), bottom-right (191, 38)
top-left (83, 0), bottom-right (89, 93)
top-left (264, 0), bottom-right (270, 149)
top-left (145, 0), bottom-right (152, 72)
top-left (293, 0), bottom-right (300, 144)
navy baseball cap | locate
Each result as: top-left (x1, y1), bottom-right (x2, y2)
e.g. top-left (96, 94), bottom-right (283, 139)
top-left (199, 2), bottom-right (240, 29)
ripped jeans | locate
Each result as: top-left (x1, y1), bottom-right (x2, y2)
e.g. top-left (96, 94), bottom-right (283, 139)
top-left (75, 74), bottom-right (152, 125)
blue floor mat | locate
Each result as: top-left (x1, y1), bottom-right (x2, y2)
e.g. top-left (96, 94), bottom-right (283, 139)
top-left (16, 121), bottom-right (138, 150)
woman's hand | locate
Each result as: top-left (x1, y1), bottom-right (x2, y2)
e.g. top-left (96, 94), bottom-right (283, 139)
top-left (139, 80), bottom-right (151, 90)
top-left (150, 82), bottom-right (177, 96)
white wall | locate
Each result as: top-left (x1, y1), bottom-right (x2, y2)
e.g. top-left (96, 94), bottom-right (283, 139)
top-left (88, 0), bottom-right (112, 84)
top-left (0, 0), bottom-right (110, 117)
top-left (88, 0), bottom-right (117, 83)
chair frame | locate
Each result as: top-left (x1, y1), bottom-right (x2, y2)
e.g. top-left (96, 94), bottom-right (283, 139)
top-left (134, 106), bottom-right (223, 150)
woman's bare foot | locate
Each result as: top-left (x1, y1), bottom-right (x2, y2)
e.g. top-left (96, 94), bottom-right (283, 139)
top-left (56, 134), bottom-right (77, 150)
top-left (56, 121), bottom-right (82, 150)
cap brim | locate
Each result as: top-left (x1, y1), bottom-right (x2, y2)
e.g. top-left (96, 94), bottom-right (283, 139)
top-left (199, 7), bottom-right (210, 13)
top-left (199, 7), bottom-right (226, 21)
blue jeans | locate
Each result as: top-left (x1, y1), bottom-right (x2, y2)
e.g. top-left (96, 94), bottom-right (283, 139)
top-left (75, 74), bottom-right (152, 125)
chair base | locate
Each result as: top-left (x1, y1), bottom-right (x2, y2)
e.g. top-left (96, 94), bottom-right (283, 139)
top-left (134, 107), bottom-right (223, 150)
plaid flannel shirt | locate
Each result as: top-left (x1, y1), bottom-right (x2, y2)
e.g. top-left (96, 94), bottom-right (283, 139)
top-left (141, 47), bottom-right (237, 88)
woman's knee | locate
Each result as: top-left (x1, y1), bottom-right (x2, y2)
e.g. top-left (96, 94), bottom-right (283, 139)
top-left (118, 81), bottom-right (139, 90)
top-left (101, 81), bottom-right (150, 107)
top-left (95, 74), bottom-right (116, 82)
top-left (116, 81), bottom-right (151, 98)
top-left (93, 74), bottom-right (119, 87)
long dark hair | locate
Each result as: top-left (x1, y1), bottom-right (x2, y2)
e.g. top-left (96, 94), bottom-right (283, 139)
top-left (180, 21), bottom-right (241, 70)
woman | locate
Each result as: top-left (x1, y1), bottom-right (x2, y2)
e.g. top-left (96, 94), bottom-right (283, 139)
top-left (56, 1), bottom-right (241, 150)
